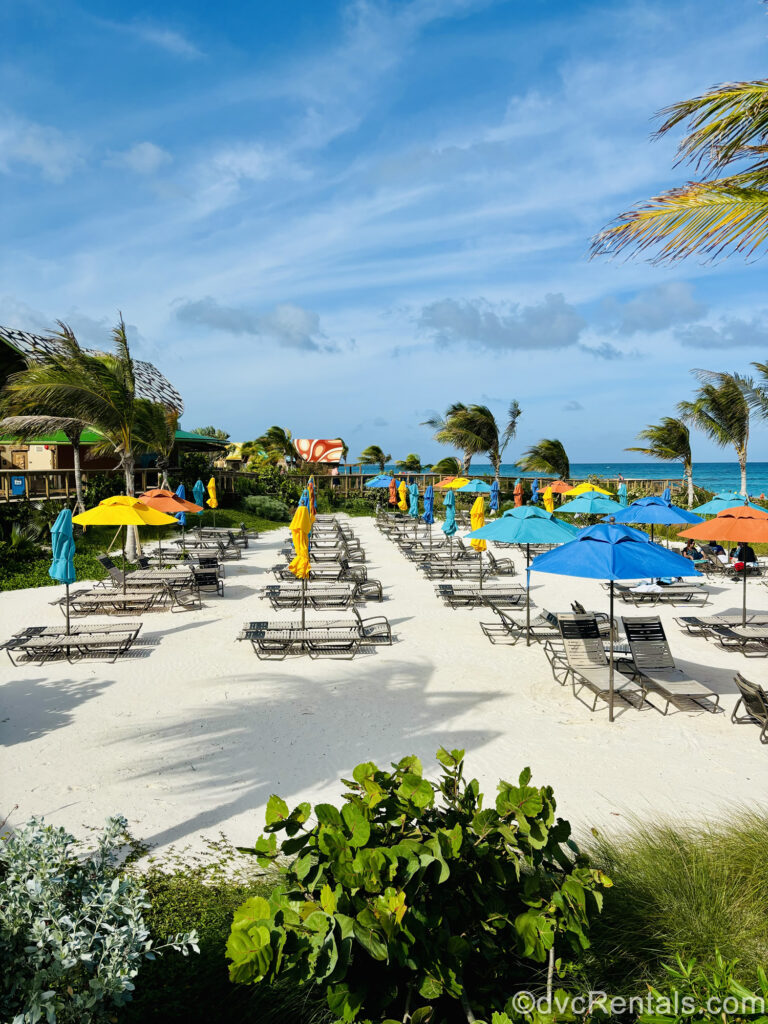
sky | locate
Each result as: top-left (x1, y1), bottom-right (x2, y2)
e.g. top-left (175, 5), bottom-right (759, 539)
top-left (2, 0), bottom-right (768, 465)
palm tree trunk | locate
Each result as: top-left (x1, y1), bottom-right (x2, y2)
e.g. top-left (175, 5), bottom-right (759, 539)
top-left (739, 451), bottom-right (748, 496)
top-left (159, 459), bottom-right (170, 490)
top-left (72, 442), bottom-right (86, 514)
top-left (462, 451), bottom-right (472, 475)
top-left (123, 453), bottom-right (137, 561)
top-left (685, 461), bottom-right (694, 509)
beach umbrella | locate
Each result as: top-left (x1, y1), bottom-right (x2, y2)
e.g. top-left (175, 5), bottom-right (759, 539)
top-left (543, 486), bottom-right (554, 513)
top-left (565, 482), bottom-right (614, 497)
top-left (193, 479), bottom-right (206, 513)
top-left (466, 506), bottom-right (579, 644)
top-left (530, 524), bottom-right (700, 720)
top-left (557, 493), bottom-right (625, 516)
top-left (610, 496), bottom-right (702, 543)
top-left (388, 477), bottom-right (398, 507)
top-left (174, 484), bottom-right (188, 526)
top-left (490, 480), bottom-right (499, 514)
top-left (408, 483), bottom-right (420, 517)
top-left (442, 488), bottom-right (457, 575)
top-left (139, 488), bottom-right (203, 558)
top-left (679, 505), bottom-right (768, 625)
top-left (549, 481), bottom-right (571, 494)
top-left (531, 480), bottom-right (540, 503)
top-left (661, 487), bottom-right (672, 504)
top-left (308, 476), bottom-right (317, 520)
top-left (440, 477), bottom-right (470, 489)
top-left (422, 484), bottom-right (435, 550)
top-left (288, 504), bottom-right (312, 629)
top-left (73, 496), bottom-right (178, 593)
top-left (693, 492), bottom-right (763, 516)
top-left (514, 480), bottom-right (523, 508)
top-left (457, 480), bottom-right (492, 493)
top-left (398, 480), bottom-right (408, 512)
top-left (469, 496), bottom-right (486, 588)
top-left (206, 476), bottom-right (218, 526)
top-left (50, 508), bottom-right (77, 635)
top-left (618, 483), bottom-right (628, 507)
top-left (365, 474), bottom-right (393, 488)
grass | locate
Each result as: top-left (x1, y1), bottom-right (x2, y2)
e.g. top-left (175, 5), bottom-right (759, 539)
top-left (583, 811), bottom-right (768, 990)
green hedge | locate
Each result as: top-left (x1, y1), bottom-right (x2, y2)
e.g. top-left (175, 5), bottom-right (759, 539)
top-left (242, 494), bottom-right (291, 521)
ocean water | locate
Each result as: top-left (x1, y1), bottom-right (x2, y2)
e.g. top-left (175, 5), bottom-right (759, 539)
top-left (343, 462), bottom-right (768, 496)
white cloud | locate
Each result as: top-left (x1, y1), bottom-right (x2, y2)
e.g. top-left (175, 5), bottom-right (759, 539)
top-left (106, 142), bottom-right (172, 175)
top-left (419, 294), bottom-right (586, 351)
top-left (675, 314), bottom-right (768, 349)
top-left (601, 282), bottom-right (707, 335)
top-left (0, 113), bottom-right (82, 181)
top-left (175, 297), bottom-right (331, 351)
top-left (99, 18), bottom-right (203, 58)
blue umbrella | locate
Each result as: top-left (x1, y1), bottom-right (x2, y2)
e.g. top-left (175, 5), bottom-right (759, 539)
top-left (299, 488), bottom-right (310, 508)
top-left (408, 482), bottom-right (420, 518)
top-left (661, 486), bottom-right (672, 505)
top-left (50, 509), bottom-right (77, 634)
top-left (530, 523), bottom-right (701, 721)
top-left (531, 479), bottom-right (540, 503)
top-left (466, 505), bottom-right (580, 644)
top-left (693, 491), bottom-right (762, 515)
top-left (558, 493), bottom-right (625, 516)
top-left (422, 485), bottom-right (435, 525)
top-left (457, 480), bottom-right (492, 493)
top-left (193, 479), bottom-right (206, 514)
top-left (174, 483), bottom-right (187, 527)
top-left (490, 480), bottom-right (499, 513)
top-left (618, 482), bottom-right (628, 507)
top-left (365, 474), bottom-right (394, 488)
top-left (610, 496), bottom-right (702, 543)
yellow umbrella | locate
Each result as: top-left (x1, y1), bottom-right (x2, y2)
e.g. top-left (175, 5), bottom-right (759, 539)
top-left (444, 477), bottom-right (470, 489)
top-left (398, 481), bottom-right (408, 511)
top-left (72, 496), bottom-right (179, 593)
top-left (543, 486), bottom-right (555, 513)
top-left (564, 481), bottom-right (614, 496)
top-left (288, 505), bottom-right (312, 628)
top-left (469, 496), bottom-right (486, 551)
top-left (206, 476), bottom-right (218, 525)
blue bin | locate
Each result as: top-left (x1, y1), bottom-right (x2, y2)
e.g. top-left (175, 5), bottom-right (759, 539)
top-left (11, 476), bottom-right (25, 496)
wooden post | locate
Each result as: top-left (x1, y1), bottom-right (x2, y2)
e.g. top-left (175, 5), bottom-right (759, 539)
top-left (45, 474), bottom-right (50, 498)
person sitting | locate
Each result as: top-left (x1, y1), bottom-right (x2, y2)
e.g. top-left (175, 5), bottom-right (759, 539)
top-left (681, 539), bottom-right (703, 562)
top-left (732, 541), bottom-right (758, 569)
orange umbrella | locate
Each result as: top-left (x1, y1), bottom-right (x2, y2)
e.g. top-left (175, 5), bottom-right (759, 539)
top-left (388, 478), bottom-right (397, 506)
top-left (514, 481), bottom-right (523, 507)
top-left (139, 489), bottom-right (204, 515)
top-left (436, 477), bottom-right (456, 488)
top-left (679, 506), bottom-right (768, 624)
top-left (549, 480), bottom-right (571, 494)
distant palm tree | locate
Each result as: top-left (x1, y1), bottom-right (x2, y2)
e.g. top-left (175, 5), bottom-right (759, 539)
top-left (135, 401), bottom-right (179, 490)
top-left (255, 426), bottom-right (297, 467)
top-left (679, 371), bottom-right (751, 496)
top-left (359, 445), bottom-right (391, 472)
top-left (518, 439), bottom-right (570, 480)
top-left (337, 438), bottom-right (349, 462)
top-left (592, 80), bottom-right (768, 262)
top-left (191, 425), bottom-right (230, 441)
top-left (0, 413), bottom-right (88, 513)
top-left (423, 401), bottom-right (521, 480)
top-left (396, 453), bottom-right (422, 472)
top-left (430, 456), bottom-right (462, 475)
top-left (626, 417), bottom-right (694, 508)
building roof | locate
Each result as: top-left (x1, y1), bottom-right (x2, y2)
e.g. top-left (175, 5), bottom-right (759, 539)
top-left (0, 325), bottom-right (184, 413)
top-left (0, 428), bottom-right (227, 447)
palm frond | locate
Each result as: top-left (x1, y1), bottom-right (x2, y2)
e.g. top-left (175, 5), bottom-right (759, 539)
top-left (0, 415), bottom-right (86, 443)
top-left (518, 439), bottom-right (570, 479)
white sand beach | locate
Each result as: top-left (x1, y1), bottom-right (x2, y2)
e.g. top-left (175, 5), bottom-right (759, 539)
top-left (2, 514), bottom-right (767, 856)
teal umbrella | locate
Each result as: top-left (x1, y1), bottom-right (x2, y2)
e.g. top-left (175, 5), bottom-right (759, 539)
top-left (192, 479), bottom-right (206, 513)
top-left (408, 483), bottom-right (420, 517)
top-left (50, 508), bottom-right (77, 635)
top-left (442, 489), bottom-right (457, 576)
top-left (557, 493), bottom-right (625, 516)
top-left (693, 492), bottom-right (763, 515)
top-left (457, 480), bottom-right (492, 493)
top-left (466, 505), bottom-right (580, 645)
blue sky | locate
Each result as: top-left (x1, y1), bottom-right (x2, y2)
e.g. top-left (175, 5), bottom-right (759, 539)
top-left (3, 0), bottom-right (768, 465)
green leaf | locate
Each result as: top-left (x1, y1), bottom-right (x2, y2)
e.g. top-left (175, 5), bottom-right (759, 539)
top-left (352, 761), bottom-right (378, 784)
top-left (315, 803), bottom-right (344, 827)
top-left (320, 883), bottom-right (338, 914)
top-left (353, 914), bottom-right (388, 961)
top-left (418, 975), bottom-right (443, 999)
top-left (232, 896), bottom-right (271, 929)
top-left (265, 794), bottom-right (290, 826)
top-left (327, 981), bottom-right (365, 1022)
top-left (226, 924), bottom-right (273, 983)
top-left (397, 773), bottom-right (435, 809)
top-left (342, 803), bottom-right (371, 848)
top-left (396, 754), bottom-right (423, 776)
top-left (518, 766), bottom-right (532, 787)
top-left (411, 1007), bottom-right (434, 1024)
top-left (436, 747), bottom-right (464, 768)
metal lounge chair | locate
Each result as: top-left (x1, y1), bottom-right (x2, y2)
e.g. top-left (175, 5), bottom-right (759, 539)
top-left (191, 567), bottom-right (224, 597)
top-left (621, 615), bottom-right (721, 714)
top-left (547, 614), bottom-right (641, 712)
top-left (706, 624), bottom-right (768, 657)
top-left (731, 673), bottom-right (768, 743)
top-left (436, 582), bottom-right (525, 609)
top-left (675, 613), bottom-right (768, 636)
top-left (480, 605), bottom-right (560, 645)
top-left (610, 581), bottom-right (709, 606)
top-left (484, 551), bottom-right (517, 576)
top-left (3, 621), bottom-right (143, 665)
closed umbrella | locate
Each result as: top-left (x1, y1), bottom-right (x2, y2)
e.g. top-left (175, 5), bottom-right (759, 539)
top-left (618, 483), bottom-right (628, 507)
top-left (72, 496), bottom-right (179, 593)
top-left (193, 479), bottom-right (206, 513)
top-left (388, 477), bottom-right (398, 507)
top-left (467, 506), bottom-right (579, 644)
top-left (531, 480), bottom-right (540, 504)
top-left (50, 509), bottom-right (77, 635)
top-left (490, 480), bottom-right (499, 514)
top-left (422, 484), bottom-right (435, 550)
top-left (679, 505), bottom-right (768, 624)
top-left (398, 480), bottom-right (408, 512)
top-left (308, 476), bottom-right (317, 520)
top-left (514, 480), bottom-right (523, 508)
top-left (174, 484), bottom-right (188, 526)
top-left (408, 483), bottom-right (420, 517)
top-left (470, 496), bottom-right (486, 588)
top-left (288, 504), bottom-right (312, 629)
top-left (206, 476), bottom-right (218, 526)
top-left (442, 488), bottom-right (457, 575)
top-left (610, 495), bottom-right (702, 544)
top-left (542, 486), bottom-right (554, 514)
top-left (661, 487), bottom-right (672, 504)
top-left (530, 524), bottom-right (700, 720)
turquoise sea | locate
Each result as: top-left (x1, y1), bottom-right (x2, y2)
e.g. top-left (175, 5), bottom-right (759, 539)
top-left (342, 462), bottom-right (768, 496)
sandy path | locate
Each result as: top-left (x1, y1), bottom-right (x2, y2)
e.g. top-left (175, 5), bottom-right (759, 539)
top-left (1, 514), bottom-right (767, 855)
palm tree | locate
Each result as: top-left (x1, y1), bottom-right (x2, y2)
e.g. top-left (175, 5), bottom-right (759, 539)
top-left (191, 425), bottom-right (230, 441)
top-left (679, 371), bottom-right (751, 496)
top-left (518, 439), bottom-right (570, 480)
top-left (255, 426), bottom-right (296, 467)
top-left (135, 401), bottom-right (179, 490)
top-left (422, 401), bottom-right (521, 480)
top-left (0, 414), bottom-right (88, 513)
top-left (359, 445), bottom-right (391, 472)
top-left (430, 456), bottom-right (462, 475)
top-left (626, 417), bottom-right (694, 508)
top-left (592, 80), bottom-right (768, 262)
top-left (422, 403), bottom-right (474, 473)
top-left (396, 453), bottom-right (422, 472)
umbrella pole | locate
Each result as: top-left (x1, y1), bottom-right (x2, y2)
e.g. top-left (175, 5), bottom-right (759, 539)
top-left (479, 550), bottom-right (482, 591)
top-left (302, 575), bottom-right (306, 631)
top-left (609, 581), bottom-right (615, 723)
top-left (449, 535), bottom-right (453, 578)
top-left (122, 529), bottom-right (127, 595)
top-left (743, 562), bottom-right (748, 627)
top-left (65, 583), bottom-right (71, 636)
top-left (526, 543), bottom-right (531, 647)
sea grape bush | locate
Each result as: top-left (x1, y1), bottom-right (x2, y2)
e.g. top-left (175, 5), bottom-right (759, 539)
top-left (227, 749), bottom-right (610, 1023)
top-left (0, 816), bottom-right (198, 1024)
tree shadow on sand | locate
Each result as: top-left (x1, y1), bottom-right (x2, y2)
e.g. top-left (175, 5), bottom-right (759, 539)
top-left (0, 675), bottom-right (114, 747)
top-left (115, 656), bottom-right (504, 851)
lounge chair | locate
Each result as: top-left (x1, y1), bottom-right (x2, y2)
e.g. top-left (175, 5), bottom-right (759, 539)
top-left (545, 614), bottom-right (641, 712)
top-left (696, 547), bottom-right (731, 576)
top-left (731, 673), bottom-right (768, 743)
top-left (2, 621), bottom-right (143, 665)
top-left (609, 581), bottom-right (709, 606)
top-left (706, 624), bottom-right (768, 657)
top-left (238, 608), bottom-right (391, 659)
top-left (191, 567), bottom-right (224, 597)
top-left (621, 616), bottom-right (721, 714)
top-left (436, 582), bottom-right (525, 609)
top-left (484, 551), bottom-right (517, 576)
top-left (675, 613), bottom-right (768, 637)
top-left (480, 605), bottom-right (561, 645)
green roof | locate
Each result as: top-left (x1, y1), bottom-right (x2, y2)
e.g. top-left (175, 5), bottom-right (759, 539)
top-left (0, 428), bottom-right (228, 447)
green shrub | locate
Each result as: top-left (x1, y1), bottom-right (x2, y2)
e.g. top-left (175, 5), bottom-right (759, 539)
top-left (637, 952), bottom-right (768, 1024)
top-left (243, 494), bottom-right (291, 521)
top-left (82, 472), bottom-right (126, 507)
top-left (585, 812), bottom-right (768, 990)
top-left (227, 749), bottom-right (608, 1023)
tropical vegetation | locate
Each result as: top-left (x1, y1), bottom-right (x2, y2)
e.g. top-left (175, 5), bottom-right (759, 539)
top-left (423, 401), bottom-right (522, 481)
top-left (253, 425), bottom-right (298, 467)
top-left (591, 79), bottom-right (768, 263)
top-left (679, 370), bottom-right (751, 496)
top-left (626, 417), bottom-right (695, 507)
top-left (518, 439), bottom-right (570, 480)
top-left (191, 425), bottom-right (230, 440)
top-left (396, 452), bottom-right (422, 472)
top-left (358, 444), bottom-right (391, 471)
